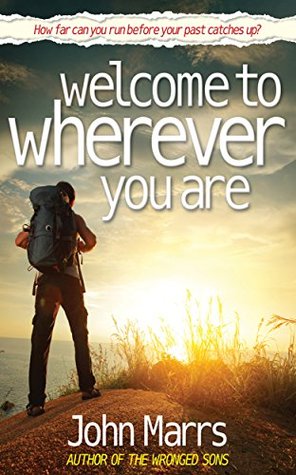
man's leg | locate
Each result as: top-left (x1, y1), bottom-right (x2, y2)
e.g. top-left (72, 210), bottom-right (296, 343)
top-left (61, 276), bottom-right (96, 392)
top-left (28, 276), bottom-right (60, 407)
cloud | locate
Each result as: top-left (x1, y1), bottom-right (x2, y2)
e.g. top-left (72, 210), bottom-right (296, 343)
top-left (0, 91), bottom-right (9, 104)
top-left (0, 61), bottom-right (35, 84)
top-left (185, 44), bottom-right (283, 67)
top-left (0, 0), bottom-right (10, 9)
top-left (0, 61), bottom-right (39, 103)
top-left (0, 179), bottom-right (31, 233)
top-left (175, 0), bottom-right (217, 14)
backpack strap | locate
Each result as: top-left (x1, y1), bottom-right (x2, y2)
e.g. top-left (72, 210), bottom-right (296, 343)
top-left (76, 251), bottom-right (86, 293)
top-left (32, 273), bottom-right (38, 296)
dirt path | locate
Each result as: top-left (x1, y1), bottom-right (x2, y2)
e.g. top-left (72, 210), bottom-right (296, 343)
top-left (0, 389), bottom-right (295, 474)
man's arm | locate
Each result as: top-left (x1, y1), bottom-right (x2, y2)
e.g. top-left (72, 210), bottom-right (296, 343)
top-left (15, 231), bottom-right (29, 249)
top-left (75, 214), bottom-right (97, 253)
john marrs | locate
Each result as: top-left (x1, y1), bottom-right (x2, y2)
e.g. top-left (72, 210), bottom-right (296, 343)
top-left (68, 414), bottom-right (227, 448)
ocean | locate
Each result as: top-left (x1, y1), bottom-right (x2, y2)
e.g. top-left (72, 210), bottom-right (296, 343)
top-left (0, 337), bottom-right (97, 417)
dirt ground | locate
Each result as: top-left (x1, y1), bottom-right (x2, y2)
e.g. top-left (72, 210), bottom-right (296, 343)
top-left (0, 389), bottom-right (295, 474)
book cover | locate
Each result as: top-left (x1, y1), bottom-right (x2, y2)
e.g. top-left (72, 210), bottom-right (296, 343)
top-left (0, 1), bottom-right (295, 474)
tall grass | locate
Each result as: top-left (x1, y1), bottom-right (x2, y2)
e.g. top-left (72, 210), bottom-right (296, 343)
top-left (60, 293), bottom-right (296, 414)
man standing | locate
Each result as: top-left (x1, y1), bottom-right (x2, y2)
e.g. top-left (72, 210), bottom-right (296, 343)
top-left (15, 181), bottom-right (100, 416)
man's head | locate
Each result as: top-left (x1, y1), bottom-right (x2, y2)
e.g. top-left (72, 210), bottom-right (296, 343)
top-left (56, 181), bottom-right (76, 206)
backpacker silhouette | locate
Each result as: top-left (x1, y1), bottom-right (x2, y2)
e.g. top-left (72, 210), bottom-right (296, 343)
top-left (27, 185), bottom-right (77, 273)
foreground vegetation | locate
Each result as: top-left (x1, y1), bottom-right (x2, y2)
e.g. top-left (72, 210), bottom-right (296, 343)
top-left (59, 292), bottom-right (296, 415)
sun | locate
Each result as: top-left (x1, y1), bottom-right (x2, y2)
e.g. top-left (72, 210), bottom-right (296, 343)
top-left (127, 279), bottom-right (228, 362)
top-left (86, 276), bottom-right (238, 361)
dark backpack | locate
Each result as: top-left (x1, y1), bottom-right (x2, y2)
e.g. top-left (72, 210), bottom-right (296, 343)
top-left (27, 185), bottom-right (77, 273)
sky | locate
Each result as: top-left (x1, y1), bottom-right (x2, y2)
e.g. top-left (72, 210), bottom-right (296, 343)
top-left (0, 1), bottom-right (295, 351)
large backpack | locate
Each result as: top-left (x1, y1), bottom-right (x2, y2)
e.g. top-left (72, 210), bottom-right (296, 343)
top-left (27, 185), bottom-right (77, 273)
